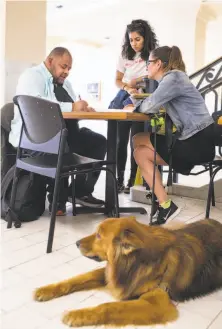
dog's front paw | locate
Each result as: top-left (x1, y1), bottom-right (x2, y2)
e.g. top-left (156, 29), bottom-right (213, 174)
top-left (62, 310), bottom-right (83, 327)
top-left (34, 284), bottom-right (58, 302)
top-left (62, 309), bottom-right (96, 327)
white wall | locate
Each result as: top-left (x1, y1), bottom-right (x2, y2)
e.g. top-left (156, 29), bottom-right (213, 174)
top-left (47, 40), bottom-right (119, 108)
top-left (46, 1), bottom-right (222, 115)
top-left (47, 0), bottom-right (202, 75)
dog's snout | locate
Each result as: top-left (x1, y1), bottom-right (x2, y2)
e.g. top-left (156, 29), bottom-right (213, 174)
top-left (76, 240), bottom-right (81, 248)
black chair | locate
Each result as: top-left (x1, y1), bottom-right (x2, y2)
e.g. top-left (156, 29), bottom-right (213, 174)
top-left (187, 111), bottom-right (222, 218)
top-left (205, 154), bottom-right (222, 218)
top-left (205, 111), bottom-right (222, 218)
top-left (8, 95), bottom-right (119, 253)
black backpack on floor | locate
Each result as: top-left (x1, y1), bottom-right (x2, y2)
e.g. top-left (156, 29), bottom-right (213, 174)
top-left (1, 165), bottom-right (47, 227)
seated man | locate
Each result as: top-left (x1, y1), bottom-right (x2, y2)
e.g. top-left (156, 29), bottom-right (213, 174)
top-left (9, 47), bottom-right (107, 215)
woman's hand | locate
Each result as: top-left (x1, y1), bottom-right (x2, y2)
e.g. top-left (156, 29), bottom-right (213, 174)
top-left (123, 104), bottom-right (134, 111)
top-left (125, 86), bottom-right (138, 95)
top-left (129, 76), bottom-right (147, 89)
top-left (128, 79), bottom-right (138, 88)
top-left (85, 106), bottom-right (96, 112)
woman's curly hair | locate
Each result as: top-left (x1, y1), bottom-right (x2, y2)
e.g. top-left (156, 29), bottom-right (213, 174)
top-left (122, 19), bottom-right (158, 61)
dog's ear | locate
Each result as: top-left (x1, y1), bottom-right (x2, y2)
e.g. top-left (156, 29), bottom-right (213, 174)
top-left (118, 228), bottom-right (143, 255)
top-left (122, 228), bottom-right (134, 236)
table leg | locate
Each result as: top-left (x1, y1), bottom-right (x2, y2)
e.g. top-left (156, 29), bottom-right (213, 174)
top-left (74, 120), bottom-right (147, 217)
top-left (105, 121), bottom-right (147, 216)
top-left (105, 121), bottom-right (118, 214)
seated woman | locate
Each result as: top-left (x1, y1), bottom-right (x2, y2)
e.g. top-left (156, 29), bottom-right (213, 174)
top-left (132, 46), bottom-right (215, 225)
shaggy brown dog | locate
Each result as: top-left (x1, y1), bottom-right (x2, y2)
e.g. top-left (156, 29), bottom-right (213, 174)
top-left (34, 217), bottom-right (222, 327)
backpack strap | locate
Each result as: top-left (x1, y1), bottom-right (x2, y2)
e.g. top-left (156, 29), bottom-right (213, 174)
top-left (1, 165), bottom-right (16, 199)
top-left (5, 208), bottom-right (21, 228)
top-left (1, 165), bottom-right (21, 227)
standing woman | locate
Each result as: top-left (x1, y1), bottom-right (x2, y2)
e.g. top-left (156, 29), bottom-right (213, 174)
top-left (111, 19), bottom-right (158, 193)
top-left (133, 46), bottom-right (215, 224)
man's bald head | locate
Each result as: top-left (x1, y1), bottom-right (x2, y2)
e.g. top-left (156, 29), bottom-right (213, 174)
top-left (47, 47), bottom-right (72, 59)
top-left (45, 47), bottom-right (73, 85)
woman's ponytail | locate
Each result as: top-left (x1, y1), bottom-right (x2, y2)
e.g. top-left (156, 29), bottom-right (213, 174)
top-left (167, 46), bottom-right (186, 72)
top-left (151, 45), bottom-right (186, 72)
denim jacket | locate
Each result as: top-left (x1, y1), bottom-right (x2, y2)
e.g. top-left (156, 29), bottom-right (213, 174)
top-left (133, 70), bottom-right (214, 140)
top-left (108, 90), bottom-right (133, 109)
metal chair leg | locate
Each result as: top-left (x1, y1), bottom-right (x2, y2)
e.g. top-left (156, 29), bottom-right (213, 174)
top-left (158, 165), bottom-right (162, 179)
top-left (7, 168), bottom-right (20, 229)
top-left (150, 127), bottom-right (157, 225)
top-left (206, 166), bottom-right (221, 218)
top-left (211, 181), bottom-right (216, 207)
top-left (71, 174), bottom-right (77, 216)
top-left (167, 162), bottom-right (173, 187)
top-left (46, 177), bottom-right (61, 253)
top-left (173, 170), bottom-right (178, 183)
top-left (111, 171), bottom-right (120, 218)
top-left (104, 168), bottom-right (119, 218)
top-left (209, 164), bottom-right (215, 207)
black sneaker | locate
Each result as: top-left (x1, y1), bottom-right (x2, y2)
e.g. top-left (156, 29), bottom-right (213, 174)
top-left (151, 201), bottom-right (181, 226)
top-left (75, 194), bottom-right (105, 208)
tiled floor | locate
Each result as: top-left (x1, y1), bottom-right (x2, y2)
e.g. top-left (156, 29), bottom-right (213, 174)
top-left (1, 192), bottom-right (222, 329)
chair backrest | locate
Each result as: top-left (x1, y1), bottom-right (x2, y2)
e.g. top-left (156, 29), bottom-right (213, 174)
top-left (143, 78), bottom-right (158, 93)
top-left (13, 95), bottom-right (67, 154)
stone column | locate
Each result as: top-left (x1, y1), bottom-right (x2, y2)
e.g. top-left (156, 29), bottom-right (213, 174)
top-left (195, 3), bottom-right (217, 70)
top-left (0, 0), bottom-right (6, 107)
top-left (4, 0), bottom-right (46, 103)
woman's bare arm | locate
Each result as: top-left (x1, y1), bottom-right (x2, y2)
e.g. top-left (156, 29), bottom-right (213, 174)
top-left (115, 70), bottom-right (138, 94)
